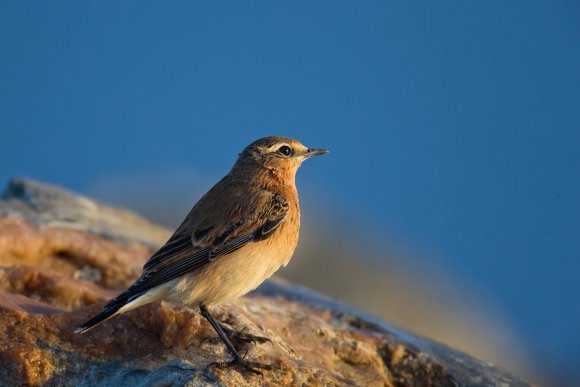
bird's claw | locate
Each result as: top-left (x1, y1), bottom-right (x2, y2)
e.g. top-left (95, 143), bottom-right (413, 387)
top-left (201, 324), bottom-right (272, 350)
top-left (205, 358), bottom-right (272, 376)
top-left (231, 330), bottom-right (272, 346)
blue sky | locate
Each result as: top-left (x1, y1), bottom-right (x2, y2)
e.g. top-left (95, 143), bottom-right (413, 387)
top-left (1, 1), bottom-right (579, 380)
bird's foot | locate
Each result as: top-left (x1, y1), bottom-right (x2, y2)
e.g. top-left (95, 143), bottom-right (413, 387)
top-left (206, 356), bottom-right (272, 376)
top-left (224, 326), bottom-right (272, 346)
top-left (201, 323), bottom-right (271, 350)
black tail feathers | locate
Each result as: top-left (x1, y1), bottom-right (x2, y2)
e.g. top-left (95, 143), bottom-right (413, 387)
top-left (74, 304), bottom-right (122, 334)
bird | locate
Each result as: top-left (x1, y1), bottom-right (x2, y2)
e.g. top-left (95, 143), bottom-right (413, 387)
top-left (75, 136), bottom-right (328, 374)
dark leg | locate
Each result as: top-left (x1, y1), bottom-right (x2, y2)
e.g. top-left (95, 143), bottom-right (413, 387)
top-left (199, 304), bottom-right (271, 375)
top-left (202, 321), bottom-right (271, 349)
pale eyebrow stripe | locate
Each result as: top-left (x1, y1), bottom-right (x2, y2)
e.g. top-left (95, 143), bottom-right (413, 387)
top-left (266, 143), bottom-right (290, 152)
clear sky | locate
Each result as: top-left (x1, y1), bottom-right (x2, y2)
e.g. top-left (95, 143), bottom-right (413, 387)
top-left (1, 1), bottom-right (579, 380)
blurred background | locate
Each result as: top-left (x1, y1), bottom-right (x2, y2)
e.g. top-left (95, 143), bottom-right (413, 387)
top-left (1, 1), bottom-right (578, 384)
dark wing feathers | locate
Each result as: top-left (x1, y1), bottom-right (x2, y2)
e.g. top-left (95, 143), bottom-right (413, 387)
top-left (143, 233), bottom-right (193, 270)
top-left (208, 233), bottom-right (254, 260)
top-left (256, 193), bottom-right (289, 239)
top-left (257, 214), bottom-right (287, 240)
top-left (112, 248), bottom-right (210, 304)
top-left (107, 190), bottom-right (289, 307)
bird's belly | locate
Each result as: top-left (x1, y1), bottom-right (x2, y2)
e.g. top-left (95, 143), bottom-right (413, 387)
top-left (167, 232), bottom-right (297, 307)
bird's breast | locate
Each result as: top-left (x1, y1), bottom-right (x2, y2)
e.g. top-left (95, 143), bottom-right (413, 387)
top-left (168, 198), bottom-right (300, 307)
top-left (275, 199), bottom-right (300, 267)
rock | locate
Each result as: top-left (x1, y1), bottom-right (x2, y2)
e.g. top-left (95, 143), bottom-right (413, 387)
top-left (0, 178), bottom-right (531, 386)
top-left (0, 178), bottom-right (169, 249)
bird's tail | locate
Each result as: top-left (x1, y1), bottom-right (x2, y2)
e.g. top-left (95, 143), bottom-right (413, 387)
top-left (74, 302), bottom-right (124, 334)
top-left (75, 286), bottom-right (164, 334)
top-left (75, 288), bottom-right (144, 334)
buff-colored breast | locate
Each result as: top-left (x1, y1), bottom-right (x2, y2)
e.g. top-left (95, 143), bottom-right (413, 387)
top-left (167, 197), bottom-right (300, 308)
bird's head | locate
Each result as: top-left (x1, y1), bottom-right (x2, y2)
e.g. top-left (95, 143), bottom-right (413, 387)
top-left (235, 136), bottom-right (328, 182)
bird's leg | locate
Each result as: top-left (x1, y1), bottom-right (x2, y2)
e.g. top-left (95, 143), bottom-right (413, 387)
top-left (199, 304), bottom-right (272, 375)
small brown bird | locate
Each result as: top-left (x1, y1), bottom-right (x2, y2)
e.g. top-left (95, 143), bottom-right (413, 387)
top-left (76, 136), bottom-right (328, 374)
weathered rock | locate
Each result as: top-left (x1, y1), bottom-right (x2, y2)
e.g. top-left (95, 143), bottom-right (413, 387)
top-left (0, 178), bottom-right (169, 249)
top-left (0, 178), bottom-right (531, 386)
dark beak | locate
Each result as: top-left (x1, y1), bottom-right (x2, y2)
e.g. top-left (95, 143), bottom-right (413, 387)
top-left (305, 148), bottom-right (329, 158)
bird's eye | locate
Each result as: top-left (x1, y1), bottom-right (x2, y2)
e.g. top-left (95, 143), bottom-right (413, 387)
top-left (277, 145), bottom-right (293, 157)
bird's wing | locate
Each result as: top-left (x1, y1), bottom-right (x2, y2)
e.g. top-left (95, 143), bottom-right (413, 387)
top-left (105, 188), bottom-right (289, 307)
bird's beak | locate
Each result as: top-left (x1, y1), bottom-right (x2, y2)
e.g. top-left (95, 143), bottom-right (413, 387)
top-left (304, 148), bottom-right (329, 158)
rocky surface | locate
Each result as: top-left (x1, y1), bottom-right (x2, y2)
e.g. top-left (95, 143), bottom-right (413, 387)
top-left (0, 178), bottom-right (531, 386)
